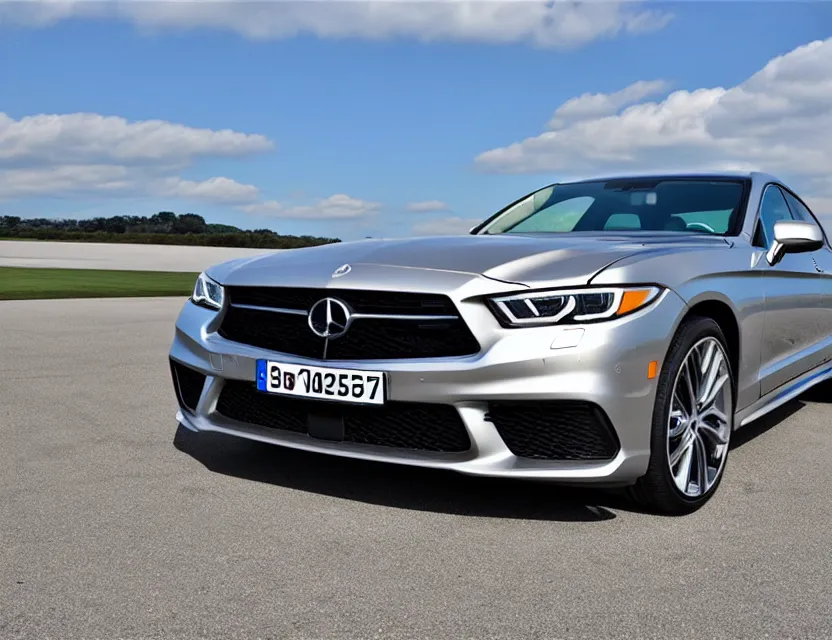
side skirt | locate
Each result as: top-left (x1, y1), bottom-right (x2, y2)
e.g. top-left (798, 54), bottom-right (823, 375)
top-left (735, 360), bottom-right (832, 429)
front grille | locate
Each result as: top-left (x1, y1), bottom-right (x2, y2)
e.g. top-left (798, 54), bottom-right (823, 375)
top-left (218, 286), bottom-right (480, 360)
top-left (170, 359), bottom-right (207, 413)
top-left (216, 380), bottom-right (472, 453)
top-left (487, 401), bottom-right (620, 461)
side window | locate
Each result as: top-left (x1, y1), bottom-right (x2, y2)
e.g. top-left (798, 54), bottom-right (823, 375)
top-left (781, 190), bottom-right (815, 222)
top-left (781, 189), bottom-right (828, 238)
top-left (782, 189), bottom-right (829, 249)
top-left (756, 186), bottom-right (794, 247)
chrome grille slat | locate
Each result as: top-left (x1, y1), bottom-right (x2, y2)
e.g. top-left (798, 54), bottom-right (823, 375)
top-left (232, 303), bottom-right (308, 316)
top-left (231, 302), bottom-right (459, 323)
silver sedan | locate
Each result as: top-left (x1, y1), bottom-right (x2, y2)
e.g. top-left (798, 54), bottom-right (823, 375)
top-left (169, 171), bottom-right (832, 514)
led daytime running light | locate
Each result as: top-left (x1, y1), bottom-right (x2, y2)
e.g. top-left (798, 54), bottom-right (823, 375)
top-left (191, 272), bottom-right (225, 310)
top-left (489, 286), bottom-right (661, 327)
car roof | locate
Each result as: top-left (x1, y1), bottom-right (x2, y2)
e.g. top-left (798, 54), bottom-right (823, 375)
top-left (557, 170), bottom-right (782, 186)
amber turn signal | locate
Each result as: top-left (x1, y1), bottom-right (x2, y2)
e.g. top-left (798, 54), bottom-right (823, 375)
top-left (617, 289), bottom-right (654, 316)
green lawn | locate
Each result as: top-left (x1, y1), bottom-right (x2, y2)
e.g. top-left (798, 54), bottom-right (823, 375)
top-left (0, 267), bottom-right (199, 300)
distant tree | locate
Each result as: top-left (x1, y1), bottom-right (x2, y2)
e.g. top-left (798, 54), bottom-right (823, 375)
top-left (206, 223), bottom-right (242, 234)
top-left (155, 211), bottom-right (177, 225)
top-left (172, 213), bottom-right (206, 234)
top-left (104, 216), bottom-right (128, 233)
top-left (79, 218), bottom-right (107, 232)
top-left (0, 210), bottom-right (339, 248)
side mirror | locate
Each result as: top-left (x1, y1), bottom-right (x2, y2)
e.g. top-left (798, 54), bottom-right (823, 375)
top-left (766, 220), bottom-right (824, 265)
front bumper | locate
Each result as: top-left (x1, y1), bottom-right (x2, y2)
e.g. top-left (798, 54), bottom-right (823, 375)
top-left (169, 287), bottom-right (687, 486)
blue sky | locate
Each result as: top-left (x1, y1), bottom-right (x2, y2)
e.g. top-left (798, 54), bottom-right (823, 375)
top-left (1, 1), bottom-right (831, 240)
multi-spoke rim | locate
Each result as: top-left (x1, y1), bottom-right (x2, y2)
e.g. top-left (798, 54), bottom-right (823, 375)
top-left (666, 337), bottom-right (733, 498)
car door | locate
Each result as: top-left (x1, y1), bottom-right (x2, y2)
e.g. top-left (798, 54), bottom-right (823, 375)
top-left (780, 187), bottom-right (832, 368)
top-left (755, 184), bottom-right (827, 396)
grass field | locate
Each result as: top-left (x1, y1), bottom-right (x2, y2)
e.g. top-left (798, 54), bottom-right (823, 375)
top-left (0, 267), bottom-right (199, 300)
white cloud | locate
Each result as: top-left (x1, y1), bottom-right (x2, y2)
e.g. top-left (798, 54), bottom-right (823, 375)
top-left (238, 200), bottom-right (284, 215)
top-left (1, 1), bottom-right (673, 49)
top-left (412, 216), bottom-right (481, 235)
top-left (0, 111), bottom-right (271, 203)
top-left (474, 37), bottom-right (832, 209)
top-left (548, 79), bottom-right (670, 129)
top-left (160, 176), bottom-right (260, 203)
top-left (0, 164), bottom-right (260, 203)
top-left (0, 165), bottom-right (134, 199)
top-left (0, 112), bottom-right (272, 166)
top-left (406, 200), bottom-right (450, 212)
top-left (240, 194), bottom-right (381, 219)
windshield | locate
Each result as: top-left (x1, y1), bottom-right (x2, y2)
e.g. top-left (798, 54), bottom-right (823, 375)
top-left (476, 178), bottom-right (747, 235)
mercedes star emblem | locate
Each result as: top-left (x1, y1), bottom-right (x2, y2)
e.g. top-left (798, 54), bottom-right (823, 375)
top-left (308, 298), bottom-right (351, 339)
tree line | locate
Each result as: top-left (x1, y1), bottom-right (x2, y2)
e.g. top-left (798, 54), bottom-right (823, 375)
top-left (0, 212), bottom-right (340, 249)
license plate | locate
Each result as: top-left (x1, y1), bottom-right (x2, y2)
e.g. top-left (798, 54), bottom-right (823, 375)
top-left (256, 360), bottom-right (386, 405)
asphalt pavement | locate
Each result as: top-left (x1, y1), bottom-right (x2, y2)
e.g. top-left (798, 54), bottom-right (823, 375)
top-left (2, 297), bottom-right (831, 640)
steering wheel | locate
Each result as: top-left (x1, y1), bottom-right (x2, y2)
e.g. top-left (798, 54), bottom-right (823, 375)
top-left (686, 222), bottom-right (715, 233)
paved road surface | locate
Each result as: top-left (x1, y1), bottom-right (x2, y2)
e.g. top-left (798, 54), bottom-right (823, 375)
top-left (2, 298), bottom-right (831, 640)
top-left (0, 240), bottom-right (273, 272)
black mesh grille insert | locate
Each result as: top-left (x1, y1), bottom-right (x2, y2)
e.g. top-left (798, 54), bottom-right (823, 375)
top-left (216, 380), bottom-right (471, 453)
top-left (218, 286), bottom-right (480, 360)
top-left (216, 380), bottom-right (307, 434)
top-left (220, 306), bottom-right (325, 359)
top-left (487, 401), bottom-right (620, 461)
top-left (170, 360), bottom-right (207, 413)
top-left (325, 318), bottom-right (476, 360)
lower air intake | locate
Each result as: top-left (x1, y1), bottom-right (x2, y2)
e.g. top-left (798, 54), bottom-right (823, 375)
top-left (170, 360), bottom-right (207, 414)
top-left (487, 401), bottom-right (620, 461)
top-left (216, 380), bottom-right (472, 453)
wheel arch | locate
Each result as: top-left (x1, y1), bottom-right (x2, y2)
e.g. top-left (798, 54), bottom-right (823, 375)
top-left (676, 297), bottom-right (741, 391)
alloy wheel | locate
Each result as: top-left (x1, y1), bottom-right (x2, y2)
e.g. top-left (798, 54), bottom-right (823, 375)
top-left (666, 337), bottom-right (733, 498)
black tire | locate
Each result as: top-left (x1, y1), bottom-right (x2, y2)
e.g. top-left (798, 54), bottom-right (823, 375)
top-left (628, 315), bottom-right (735, 515)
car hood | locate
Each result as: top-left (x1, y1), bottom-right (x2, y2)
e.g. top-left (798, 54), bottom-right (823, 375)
top-left (211, 233), bottom-right (730, 290)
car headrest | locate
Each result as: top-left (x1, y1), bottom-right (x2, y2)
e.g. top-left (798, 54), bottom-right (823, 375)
top-left (664, 217), bottom-right (688, 231)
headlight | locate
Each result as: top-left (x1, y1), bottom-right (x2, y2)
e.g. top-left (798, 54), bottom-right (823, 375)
top-left (191, 272), bottom-right (225, 310)
top-left (487, 286), bottom-right (662, 327)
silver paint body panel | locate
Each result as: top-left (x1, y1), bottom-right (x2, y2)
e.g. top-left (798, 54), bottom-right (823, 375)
top-left (169, 171), bottom-right (832, 486)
